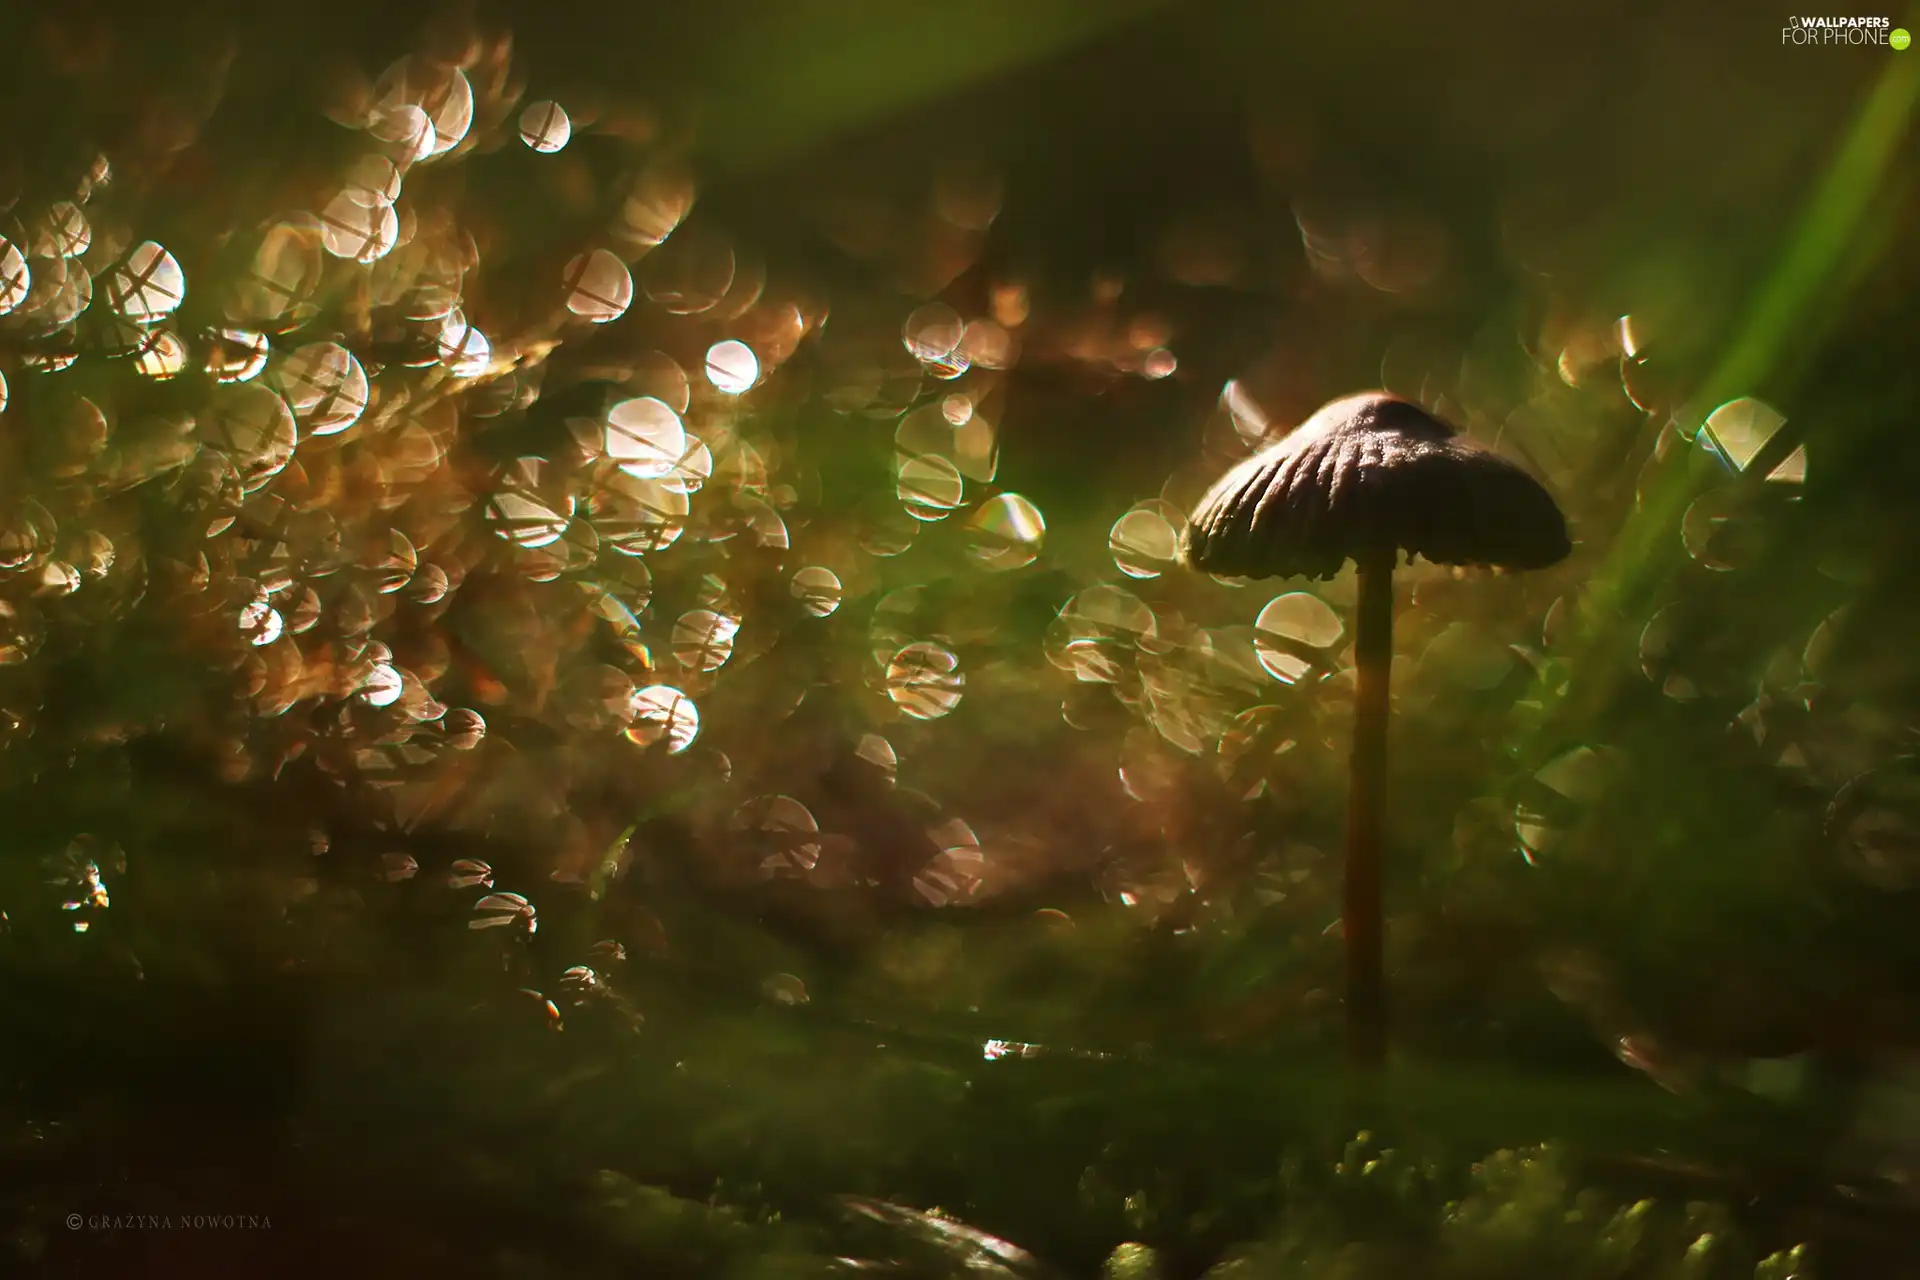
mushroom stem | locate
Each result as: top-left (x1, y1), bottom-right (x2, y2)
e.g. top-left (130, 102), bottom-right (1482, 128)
top-left (1344, 547), bottom-right (1394, 1069)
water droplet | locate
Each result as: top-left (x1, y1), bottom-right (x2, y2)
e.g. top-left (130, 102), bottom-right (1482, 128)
top-left (320, 189), bottom-right (399, 262)
top-left (672, 609), bottom-right (740, 672)
top-left (1252, 593), bottom-right (1343, 683)
top-left (896, 454), bottom-right (965, 520)
top-left (448, 857), bottom-right (495, 889)
top-left (627, 685), bottom-right (699, 753)
top-left (361, 663), bottom-right (404, 708)
top-left (732, 795), bottom-right (822, 877)
top-left (1109, 502), bottom-right (1184, 579)
top-left (1680, 488), bottom-right (1763, 572)
top-left (471, 891), bottom-right (537, 935)
top-left (204, 383), bottom-right (297, 488)
top-left (208, 329), bottom-right (272, 383)
top-left (487, 458), bottom-right (575, 549)
top-left (134, 330), bottom-right (189, 379)
top-left (588, 468), bottom-right (689, 554)
top-left (34, 202), bottom-right (91, 258)
top-left (605, 397), bottom-right (686, 480)
top-left (886, 642), bottom-right (965, 720)
top-left (1515, 746), bottom-right (1619, 861)
top-left (791, 566), bottom-right (843, 617)
top-left (238, 587), bottom-right (284, 646)
top-left (761, 972), bottom-right (809, 1005)
top-left (519, 99), bottom-right (572, 153)
top-left (105, 241), bottom-right (185, 323)
top-left (435, 313), bottom-right (492, 378)
top-left (903, 302), bottom-right (965, 364)
top-left (275, 342), bottom-right (368, 435)
top-left (563, 249), bottom-right (633, 324)
top-left (965, 493), bottom-right (1044, 570)
top-left (0, 237), bottom-right (29, 317)
top-left (371, 57), bottom-right (473, 160)
top-left (1046, 586), bottom-right (1158, 683)
top-left (704, 339), bottom-right (759, 394)
top-left (441, 710), bottom-right (487, 752)
top-left (642, 226), bottom-right (735, 314)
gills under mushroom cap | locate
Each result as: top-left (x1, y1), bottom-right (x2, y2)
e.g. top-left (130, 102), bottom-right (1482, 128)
top-left (1181, 392), bottom-right (1572, 580)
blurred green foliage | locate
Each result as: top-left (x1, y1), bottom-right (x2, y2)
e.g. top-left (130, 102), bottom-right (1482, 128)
top-left (1, 0), bottom-right (1918, 1276)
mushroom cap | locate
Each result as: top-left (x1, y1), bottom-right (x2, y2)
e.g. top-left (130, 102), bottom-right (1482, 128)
top-left (1181, 392), bottom-right (1571, 580)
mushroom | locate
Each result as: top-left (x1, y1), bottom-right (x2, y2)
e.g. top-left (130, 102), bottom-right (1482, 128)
top-left (1181, 391), bottom-right (1570, 1067)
